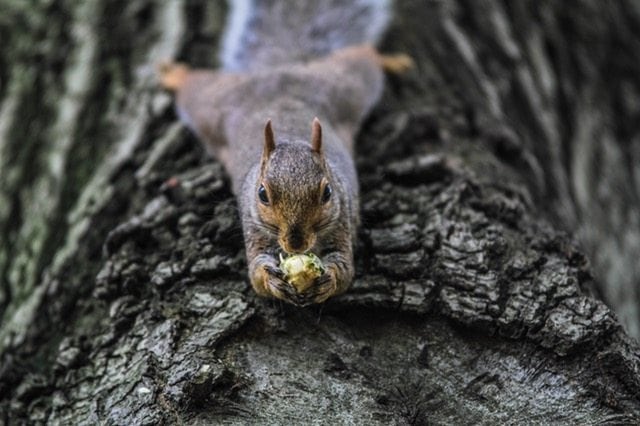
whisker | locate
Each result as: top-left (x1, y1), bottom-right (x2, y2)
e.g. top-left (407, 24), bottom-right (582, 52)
top-left (244, 219), bottom-right (280, 237)
top-left (315, 215), bottom-right (339, 234)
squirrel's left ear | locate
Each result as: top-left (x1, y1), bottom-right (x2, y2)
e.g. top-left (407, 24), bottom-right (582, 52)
top-left (311, 117), bottom-right (322, 154)
top-left (261, 120), bottom-right (276, 173)
top-left (263, 119), bottom-right (276, 157)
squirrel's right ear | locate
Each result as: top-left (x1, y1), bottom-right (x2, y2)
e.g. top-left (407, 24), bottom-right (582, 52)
top-left (263, 119), bottom-right (276, 159)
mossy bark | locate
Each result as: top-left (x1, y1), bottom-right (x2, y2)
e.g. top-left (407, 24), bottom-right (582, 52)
top-left (2, 0), bottom-right (640, 424)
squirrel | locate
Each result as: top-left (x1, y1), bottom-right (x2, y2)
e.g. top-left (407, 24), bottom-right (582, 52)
top-left (159, 0), bottom-right (412, 306)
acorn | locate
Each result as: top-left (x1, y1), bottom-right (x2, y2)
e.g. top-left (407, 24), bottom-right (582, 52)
top-left (279, 253), bottom-right (325, 292)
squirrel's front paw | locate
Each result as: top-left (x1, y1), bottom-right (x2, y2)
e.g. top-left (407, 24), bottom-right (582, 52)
top-left (297, 269), bottom-right (338, 306)
top-left (260, 265), bottom-right (300, 304)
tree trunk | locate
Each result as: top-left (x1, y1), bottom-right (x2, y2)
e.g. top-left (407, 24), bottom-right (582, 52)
top-left (2, 0), bottom-right (640, 424)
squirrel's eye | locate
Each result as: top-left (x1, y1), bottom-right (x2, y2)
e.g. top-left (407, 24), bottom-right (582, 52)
top-left (258, 185), bottom-right (269, 205)
top-left (322, 184), bottom-right (332, 203)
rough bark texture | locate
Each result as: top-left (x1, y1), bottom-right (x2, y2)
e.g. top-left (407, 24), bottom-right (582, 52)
top-left (2, 0), bottom-right (640, 424)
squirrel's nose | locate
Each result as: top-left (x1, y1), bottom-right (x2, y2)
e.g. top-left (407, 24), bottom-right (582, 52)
top-left (281, 226), bottom-right (310, 254)
top-left (287, 231), bottom-right (305, 253)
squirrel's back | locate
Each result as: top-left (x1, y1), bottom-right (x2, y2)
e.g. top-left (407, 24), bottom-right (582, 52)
top-left (221, 0), bottom-right (390, 71)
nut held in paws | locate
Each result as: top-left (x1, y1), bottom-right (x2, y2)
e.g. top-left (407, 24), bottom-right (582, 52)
top-left (279, 253), bottom-right (325, 292)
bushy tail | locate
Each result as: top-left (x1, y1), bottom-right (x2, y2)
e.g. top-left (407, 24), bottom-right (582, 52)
top-left (220, 0), bottom-right (391, 72)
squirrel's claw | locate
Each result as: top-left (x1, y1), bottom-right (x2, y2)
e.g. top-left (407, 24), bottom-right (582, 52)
top-left (264, 264), bottom-right (285, 280)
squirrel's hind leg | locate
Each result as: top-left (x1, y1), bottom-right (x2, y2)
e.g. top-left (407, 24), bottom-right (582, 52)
top-left (376, 53), bottom-right (414, 74)
top-left (158, 62), bottom-right (191, 91)
top-left (329, 44), bottom-right (414, 74)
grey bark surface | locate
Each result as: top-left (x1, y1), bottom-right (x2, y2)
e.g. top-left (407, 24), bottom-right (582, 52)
top-left (1, 0), bottom-right (640, 424)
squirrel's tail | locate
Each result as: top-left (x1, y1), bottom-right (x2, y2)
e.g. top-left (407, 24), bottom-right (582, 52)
top-left (220, 0), bottom-right (391, 72)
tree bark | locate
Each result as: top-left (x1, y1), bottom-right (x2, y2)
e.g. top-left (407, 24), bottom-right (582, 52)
top-left (2, 0), bottom-right (640, 424)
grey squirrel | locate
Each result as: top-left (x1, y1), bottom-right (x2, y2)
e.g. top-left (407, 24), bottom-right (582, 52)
top-left (159, 0), bottom-right (411, 305)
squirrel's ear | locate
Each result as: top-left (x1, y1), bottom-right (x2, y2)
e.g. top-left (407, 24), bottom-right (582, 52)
top-left (311, 117), bottom-right (322, 154)
top-left (263, 119), bottom-right (276, 158)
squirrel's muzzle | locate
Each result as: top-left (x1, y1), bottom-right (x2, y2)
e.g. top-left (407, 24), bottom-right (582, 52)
top-left (280, 226), bottom-right (315, 254)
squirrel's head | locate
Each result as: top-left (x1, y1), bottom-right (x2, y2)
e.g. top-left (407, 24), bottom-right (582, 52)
top-left (256, 118), bottom-right (338, 254)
